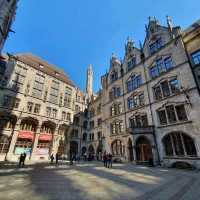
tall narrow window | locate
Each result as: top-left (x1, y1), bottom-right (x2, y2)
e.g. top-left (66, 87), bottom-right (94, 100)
top-left (158, 110), bottom-right (167, 125)
top-left (161, 81), bottom-right (170, 97)
top-left (166, 105), bottom-right (176, 123)
top-left (169, 79), bottom-right (179, 94)
top-left (175, 105), bottom-right (188, 121)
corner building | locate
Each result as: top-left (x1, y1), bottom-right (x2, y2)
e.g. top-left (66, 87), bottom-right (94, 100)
top-left (86, 17), bottom-right (200, 169)
top-left (0, 53), bottom-right (87, 162)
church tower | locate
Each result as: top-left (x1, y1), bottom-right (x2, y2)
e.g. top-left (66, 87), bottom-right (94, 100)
top-left (86, 64), bottom-right (93, 100)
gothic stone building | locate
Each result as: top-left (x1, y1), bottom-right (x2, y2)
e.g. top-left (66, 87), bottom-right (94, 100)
top-left (0, 0), bottom-right (18, 52)
top-left (0, 53), bottom-right (87, 162)
top-left (1, 17), bottom-right (200, 169)
top-left (86, 17), bottom-right (200, 169)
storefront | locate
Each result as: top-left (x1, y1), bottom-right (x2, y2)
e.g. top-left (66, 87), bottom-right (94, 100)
top-left (14, 131), bottom-right (34, 155)
top-left (36, 134), bottom-right (52, 157)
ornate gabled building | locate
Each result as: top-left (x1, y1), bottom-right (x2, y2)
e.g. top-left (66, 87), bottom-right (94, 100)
top-left (0, 0), bottom-right (18, 52)
top-left (84, 17), bottom-right (200, 169)
top-left (1, 17), bottom-right (200, 169)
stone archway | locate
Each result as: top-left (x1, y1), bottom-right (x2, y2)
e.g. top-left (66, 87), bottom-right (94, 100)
top-left (136, 136), bottom-right (152, 163)
top-left (128, 138), bottom-right (134, 162)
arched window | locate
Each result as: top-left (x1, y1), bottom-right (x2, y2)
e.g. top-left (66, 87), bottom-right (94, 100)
top-left (111, 140), bottom-right (124, 156)
top-left (163, 132), bottom-right (197, 157)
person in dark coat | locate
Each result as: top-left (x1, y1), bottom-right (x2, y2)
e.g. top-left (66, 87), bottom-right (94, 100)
top-left (108, 153), bottom-right (113, 168)
top-left (103, 152), bottom-right (108, 168)
top-left (19, 153), bottom-right (23, 167)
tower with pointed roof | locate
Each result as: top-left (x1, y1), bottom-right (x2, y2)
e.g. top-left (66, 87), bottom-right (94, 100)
top-left (86, 64), bottom-right (93, 100)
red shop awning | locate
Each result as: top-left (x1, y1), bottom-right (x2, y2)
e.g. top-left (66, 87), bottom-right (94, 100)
top-left (39, 134), bottom-right (52, 141)
top-left (18, 131), bottom-right (34, 140)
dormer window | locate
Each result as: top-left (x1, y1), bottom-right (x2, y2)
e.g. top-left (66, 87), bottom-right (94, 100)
top-left (149, 38), bottom-right (163, 55)
top-left (110, 71), bottom-right (118, 83)
top-left (127, 57), bottom-right (136, 71)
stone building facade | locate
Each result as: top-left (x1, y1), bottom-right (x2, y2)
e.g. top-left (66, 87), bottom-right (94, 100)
top-left (0, 53), bottom-right (87, 162)
top-left (1, 17), bottom-right (200, 169)
top-left (0, 0), bottom-right (18, 52)
top-left (85, 17), bottom-right (200, 169)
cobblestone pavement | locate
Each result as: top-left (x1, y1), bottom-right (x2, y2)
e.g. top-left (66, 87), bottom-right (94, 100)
top-left (0, 161), bottom-right (200, 200)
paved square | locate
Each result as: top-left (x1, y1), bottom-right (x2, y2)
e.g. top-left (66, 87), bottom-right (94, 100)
top-left (0, 162), bottom-right (199, 200)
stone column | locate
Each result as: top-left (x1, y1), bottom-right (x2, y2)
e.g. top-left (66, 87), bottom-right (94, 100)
top-left (6, 120), bottom-right (21, 161)
top-left (52, 126), bottom-right (59, 154)
top-left (30, 128), bottom-right (40, 161)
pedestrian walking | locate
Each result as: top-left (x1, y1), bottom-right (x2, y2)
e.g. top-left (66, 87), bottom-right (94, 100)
top-left (108, 153), bottom-right (113, 168)
top-left (50, 154), bottom-right (54, 164)
top-left (22, 152), bottom-right (27, 167)
top-left (103, 152), bottom-right (108, 168)
top-left (56, 153), bottom-right (59, 165)
top-left (18, 153), bottom-right (23, 167)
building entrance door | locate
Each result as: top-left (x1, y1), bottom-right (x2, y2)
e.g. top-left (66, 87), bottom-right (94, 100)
top-left (136, 137), bottom-right (152, 163)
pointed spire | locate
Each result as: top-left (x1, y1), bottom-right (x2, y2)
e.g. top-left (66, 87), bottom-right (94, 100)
top-left (166, 15), bottom-right (173, 31)
top-left (86, 64), bottom-right (93, 100)
top-left (139, 40), bottom-right (143, 50)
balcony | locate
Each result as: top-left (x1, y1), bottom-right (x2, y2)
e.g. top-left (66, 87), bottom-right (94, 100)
top-left (128, 126), bottom-right (154, 135)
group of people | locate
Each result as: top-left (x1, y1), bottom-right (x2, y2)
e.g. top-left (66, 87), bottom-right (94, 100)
top-left (103, 152), bottom-right (113, 168)
top-left (18, 152), bottom-right (27, 167)
top-left (50, 153), bottom-right (59, 165)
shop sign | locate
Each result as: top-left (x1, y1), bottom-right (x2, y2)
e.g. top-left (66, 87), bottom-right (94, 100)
top-left (15, 147), bottom-right (32, 155)
top-left (39, 134), bottom-right (52, 141)
top-left (36, 148), bottom-right (49, 155)
top-left (18, 131), bottom-right (34, 140)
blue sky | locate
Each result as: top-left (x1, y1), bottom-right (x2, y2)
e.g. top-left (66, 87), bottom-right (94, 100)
top-left (4, 0), bottom-right (200, 92)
